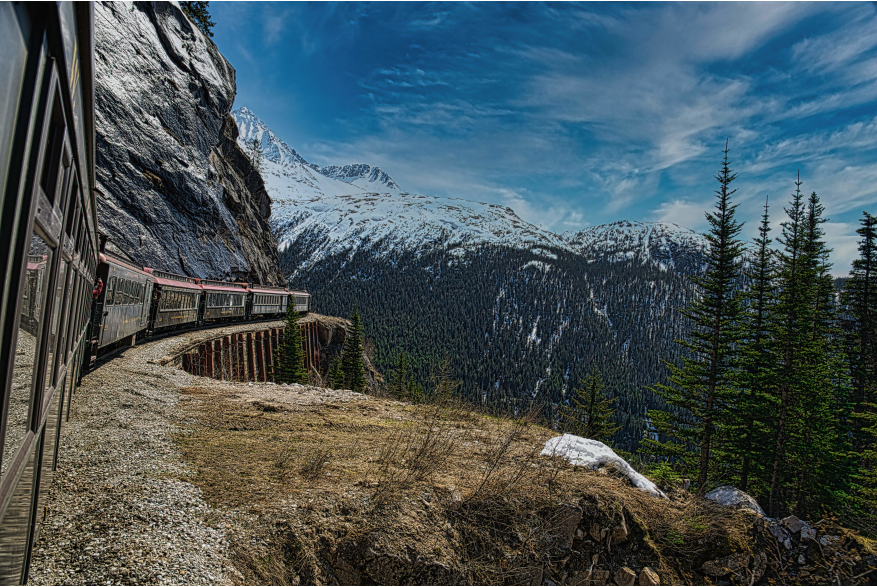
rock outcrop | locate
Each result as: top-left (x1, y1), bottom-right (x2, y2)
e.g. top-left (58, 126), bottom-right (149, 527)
top-left (93, 2), bottom-right (281, 284)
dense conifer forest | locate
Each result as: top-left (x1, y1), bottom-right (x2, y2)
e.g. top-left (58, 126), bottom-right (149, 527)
top-left (282, 228), bottom-right (702, 450)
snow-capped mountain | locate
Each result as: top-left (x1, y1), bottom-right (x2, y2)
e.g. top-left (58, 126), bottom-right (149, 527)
top-left (564, 220), bottom-right (707, 275)
top-left (232, 107), bottom-right (571, 265)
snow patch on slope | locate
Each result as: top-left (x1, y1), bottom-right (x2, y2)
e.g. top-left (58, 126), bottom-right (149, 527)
top-left (542, 434), bottom-right (667, 498)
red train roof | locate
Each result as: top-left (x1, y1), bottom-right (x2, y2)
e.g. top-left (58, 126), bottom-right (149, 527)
top-left (101, 253), bottom-right (155, 279)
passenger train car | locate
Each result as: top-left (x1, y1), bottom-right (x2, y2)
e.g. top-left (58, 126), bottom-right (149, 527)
top-left (87, 256), bottom-right (310, 365)
top-left (0, 4), bottom-right (99, 583)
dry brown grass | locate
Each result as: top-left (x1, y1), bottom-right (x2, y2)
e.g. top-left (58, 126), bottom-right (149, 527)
top-left (174, 384), bottom-right (757, 585)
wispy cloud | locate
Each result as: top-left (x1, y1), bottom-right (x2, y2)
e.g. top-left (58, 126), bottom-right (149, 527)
top-left (215, 1), bottom-right (877, 275)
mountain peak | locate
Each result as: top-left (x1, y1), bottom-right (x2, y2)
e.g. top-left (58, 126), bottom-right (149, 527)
top-left (231, 107), bottom-right (402, 193)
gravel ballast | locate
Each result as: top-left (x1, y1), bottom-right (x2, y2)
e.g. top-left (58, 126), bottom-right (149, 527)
top-left (27, 321), bottom-right (314, 586)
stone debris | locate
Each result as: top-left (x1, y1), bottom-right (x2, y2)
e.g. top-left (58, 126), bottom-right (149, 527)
top-left (28, 322), bottom-right (366, 586)
top-left (639, 566), bottom-right (660, 586)
top-left (704, 485), bottom-right (765, 516)
top-left (614, 566), bottom-right (636, 586)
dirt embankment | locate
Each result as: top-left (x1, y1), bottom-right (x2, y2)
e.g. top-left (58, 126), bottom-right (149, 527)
top-left (174, 385), bottom-right (877, 586)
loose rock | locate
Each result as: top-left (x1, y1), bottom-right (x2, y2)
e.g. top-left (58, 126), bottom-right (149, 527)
top-left (614, 566), bottom-right (636, 586)
top-left (639, 566), bottom-right (660, 586)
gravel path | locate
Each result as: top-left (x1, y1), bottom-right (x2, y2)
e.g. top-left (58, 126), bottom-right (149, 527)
top-left (27, 322), bottom-right (294, 586)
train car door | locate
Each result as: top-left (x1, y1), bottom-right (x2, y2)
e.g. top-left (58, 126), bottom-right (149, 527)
top-left (140, 281), bottom-right (152, 328)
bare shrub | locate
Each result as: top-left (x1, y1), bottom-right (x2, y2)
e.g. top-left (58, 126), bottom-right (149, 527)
top-left (299, 447), bottom-right (333, 480)
top-left (467, 403), bottom-right (542, 501)
top-left (307, 367), bottom-right (323, 388)
top-left (369, 398), bottom-right (464, 504)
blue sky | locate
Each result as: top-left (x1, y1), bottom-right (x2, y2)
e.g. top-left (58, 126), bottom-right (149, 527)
top-left (211, 1), bottom-right (877, 274)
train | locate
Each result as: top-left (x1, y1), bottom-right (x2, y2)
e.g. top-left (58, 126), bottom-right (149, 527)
top-left (86, 250), bottom-right (309, 363)
top-left (0, 5), bottom-right (306, 584)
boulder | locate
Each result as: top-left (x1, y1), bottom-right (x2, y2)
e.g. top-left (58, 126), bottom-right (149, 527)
top-left (639, 566), bottom-right (660, 586)
top-left (553, 504), bottom-right (583, 550)
top-left (614, 566), bottom-right (636, 586)
top-left (611, 513), bottom-right (629, 544)
top-left (704, 485), bottom-right (765, 516)
top-left (781, 515), bottom-right (807, 534)
top-left (701, 553), bottom-right (750, 579)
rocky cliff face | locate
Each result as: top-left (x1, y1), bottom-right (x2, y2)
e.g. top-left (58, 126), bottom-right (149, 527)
top-left (93, 1), bottom-right (281, 284)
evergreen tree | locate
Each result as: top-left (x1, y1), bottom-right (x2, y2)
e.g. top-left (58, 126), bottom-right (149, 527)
top-left (327, 356), bottom-right (343, 390)
top-left (726, 197), bottom-right (777, 493)
top-left (180, 1), bottom-right (215, 37)
top-left (844, 212), bottom-right (877, 526)
top-left (248, 137), bottom-right (263, 174)
top-left (391, 351), bottom-right (410, 399)
top-left (274, 306), bottom-right (307, 385)
top-left (767, 175), bottom-right (823, 517)
top-left (844, 212), bottom-right (877, 449)
top-left (342, 306), bottom-right (367, 393)
top-left (643, 142), bottom-right (745, 493)
top-left (559, 367), bottom-right (621, 442)
top-left (789, 192), bottom-right (849, 517)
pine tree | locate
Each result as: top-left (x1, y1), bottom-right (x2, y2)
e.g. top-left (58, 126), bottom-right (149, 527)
top-left (789, 192), bottom-right (848, 517)
top-left (559, 367), bottom-right (621, 442)
top-left (844, 212), bottom-right (877, 526)
top-left (274, 306), bottom-right (307, 385)
top-left (844, 212), bottom-right (877, 449)
top-left (342, 306), bottom-right (367, 393)
top-left (726, 197), bottom-right (777, 494)
top-left (391, 351), bottom-right (410, 399)
top-left (327, 356), bottom-right (343, 390)
top-left (642, 142), bottom-right (745, 494)
top-left (180, 1), bottom-right (215, 37)
top-left (767, 175), bottom-right (819, 517)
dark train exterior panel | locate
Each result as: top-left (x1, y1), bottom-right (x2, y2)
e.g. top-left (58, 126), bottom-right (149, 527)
top-left (93, 253), bottom-right (154, 351)
top-left (0, 4), bottom-right (98, 584)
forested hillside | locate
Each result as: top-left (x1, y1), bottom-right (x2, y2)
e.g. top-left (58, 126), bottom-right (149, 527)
top-left (281, 232), bottom-right (701, 450)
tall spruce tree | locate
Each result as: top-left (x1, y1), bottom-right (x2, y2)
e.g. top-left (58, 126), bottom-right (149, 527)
top-left (391, 351), bottom-right (410, 399)
top-left (559, 367), bottom-right (621, 442)
top-left (845, 212), bottom-right (877, 526)
top-left (342, 306), bottom-right (367, 393)
top-left (275, 307), bottom-right (307, 385)
top-left (767, 175), bottom-right (817, 517)
top-left (726, 197), bottom-right (777, 493)
top-left (844, 212), bottom-right (877, 448)
top-left (642, 142), bottom-right (745, 493)
top-left (789, 192), bottom-right (849, 517)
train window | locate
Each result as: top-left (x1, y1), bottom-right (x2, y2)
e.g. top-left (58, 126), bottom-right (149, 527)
top-left (65, 176), bottom-right (80, 239)
top-left (38, 92), bottom-right (67, 207)
top-left (48, 260), bottom-right (71, 387)
top-left (43, 259), bottom-right (67, 388)
top-left (2, 233), bottom-right (51, 480)
top-left (106, 277), bottom-right (116, 305)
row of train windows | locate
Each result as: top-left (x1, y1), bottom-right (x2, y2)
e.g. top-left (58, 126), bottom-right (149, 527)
top-left (105, 276), bottom-right (144, 306)
top-left (295, 296), bottom-right (309, 306)
top-left (207, 293), bottom-right (244, 307)
top-left (255, 295), bottom-right (282, 305)
top-left (161, 290), bottom-right (197, 311)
